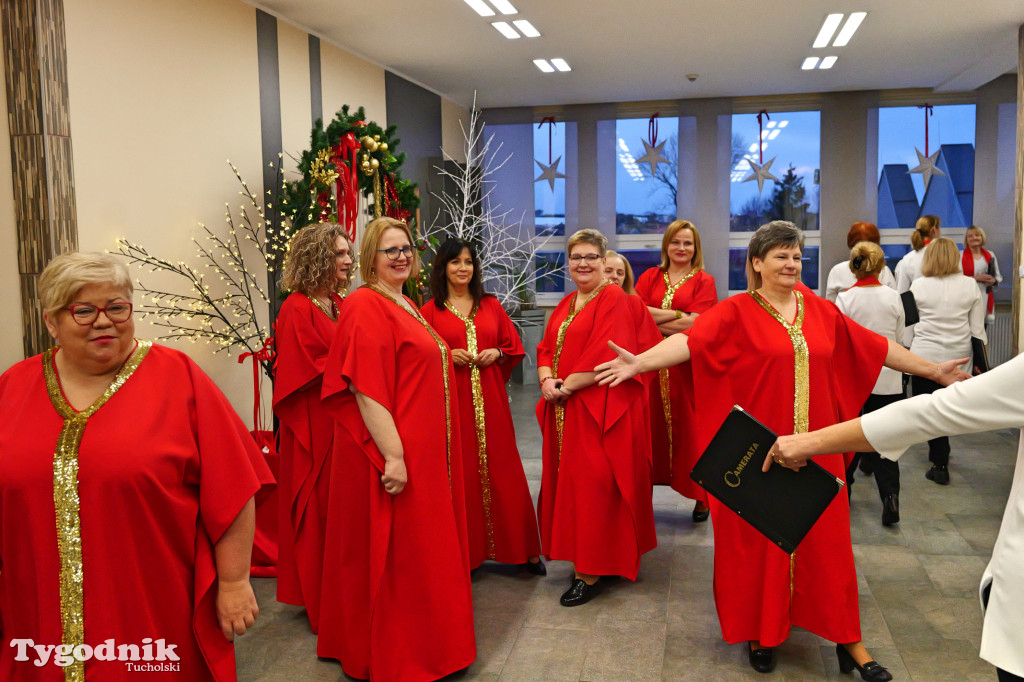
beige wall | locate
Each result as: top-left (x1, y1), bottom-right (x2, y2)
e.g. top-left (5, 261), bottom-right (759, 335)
top-left (320, 41), bottom-right (386, 128)
top-left (278, 20), bottom-right (312, 176)
top-left (0, 29), bottom-right (23, 371)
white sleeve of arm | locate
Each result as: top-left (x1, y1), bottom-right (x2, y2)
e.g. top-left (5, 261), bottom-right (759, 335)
top-left (862, 354), bottom-right (1024, 461)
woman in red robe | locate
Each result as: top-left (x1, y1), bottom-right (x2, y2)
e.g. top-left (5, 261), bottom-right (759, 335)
top-left (420, 238), bottom-right (543, 573)
top-left (318, 218), bottom-right (475, 681)
top-left (272, 222), bottom-right (352, 632)
top-left (597, 221), bottom-right (968, 678)
top-left (634, 220), bottom-right (718, 520)
top-left (0, 252), bottom-right (272, 681)
top-left (537, 229), bottom-right (658, 608)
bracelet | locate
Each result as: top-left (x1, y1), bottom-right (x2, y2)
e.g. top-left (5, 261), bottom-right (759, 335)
top-left (558, 384), bottom-right (571, 395)
top-left (498, 348), bottom-right (504, 359)
top-left (675, 309), bottom-right (683, 320)
top-left (540, 376), bottom-right (555, 388)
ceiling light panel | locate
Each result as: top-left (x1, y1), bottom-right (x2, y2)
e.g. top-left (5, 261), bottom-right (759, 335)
top-left (512, 19), bottom-right (540, 37)
top-left (819, 55), bottom-right (838, 69)
top-left (550, 58), bottom-right (571, 72)
top-left (492, 21), bottom-right (520, 39)
top-left (464, 0), bottom-right (495, 17)
top-left (833, 12), bottom-right (866, 47)
top-left (534, 59), bottom-right (554, 73)
top-left (802, 57), bottom-right (819, 70)
top-left (488, 0), bottom-right (518, 14)
top-left (813, 14), bottom-right (843, 48)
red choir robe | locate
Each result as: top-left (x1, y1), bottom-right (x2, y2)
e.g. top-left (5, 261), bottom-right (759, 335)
top-left (319, 286), bottom-right (475, 681)
top-left (535, 283), bottom-right (658, 580)
top-left (420, 295), bottom-right (542, 568)
top-left (271, 291), bottom-right (342, 632)
top-left (634, 267), bottom-right (718, 494)
top-left (0, 342), bottom-right (273, 681)
top-left (687, 291), bottom-right (888, 646)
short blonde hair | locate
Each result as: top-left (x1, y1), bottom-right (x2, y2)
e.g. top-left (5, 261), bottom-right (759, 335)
top-left (920, 237), bottom-right (960, 277)
top-left (39, 252), bottom-right (133, 317)
top-left (660, 220), bottom-right (704, 271)
top-left (604, 250), bottom-right (635, 295)
top-left (360, 217), bottom-right (419, 283)
top-left (566, 229), bottom-right (607, 257)
top-left (848, 241), bottom-right (885, 279)
top-left (281, 222), bottom-right (349, 295)
top-left (965, 225), bottom-right (986, 246)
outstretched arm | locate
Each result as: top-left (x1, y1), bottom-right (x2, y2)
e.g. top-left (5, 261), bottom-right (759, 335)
top-left (762, 419), bottom-right (871, 472)
top-left (882, 339), bottom-right (969, 386)
top-left (595, 334), bottom-right (691, 387)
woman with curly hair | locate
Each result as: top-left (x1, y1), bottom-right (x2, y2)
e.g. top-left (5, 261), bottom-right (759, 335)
top-left (272, 222), bottom-right (352, 632)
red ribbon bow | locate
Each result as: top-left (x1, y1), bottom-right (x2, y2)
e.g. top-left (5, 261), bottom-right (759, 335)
top-left (239, 336), bottom-right (276, 437)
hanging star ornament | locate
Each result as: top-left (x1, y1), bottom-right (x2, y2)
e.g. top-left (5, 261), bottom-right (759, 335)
top-left (635, 138), bottom-right (670, 176)
top-left (741, 156), bottom-right (780, 194)
top-left (534, 156), bottom-right (566, 191)
top-left (907, 147), bottom-right (945, 189)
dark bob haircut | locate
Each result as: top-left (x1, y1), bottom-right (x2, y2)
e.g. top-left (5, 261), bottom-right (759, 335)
top-left (428, 238), bottom-right (487, 309)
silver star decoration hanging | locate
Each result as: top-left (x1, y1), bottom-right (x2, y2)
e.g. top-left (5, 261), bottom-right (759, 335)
top-left (741, 156), bottom-right (780, 194)
top-left (534, 156), bottom-right (566, 191)
top-left (907, 147), bottom-right (945, 189)
top-left (635, 139), bottom-right (670, 176)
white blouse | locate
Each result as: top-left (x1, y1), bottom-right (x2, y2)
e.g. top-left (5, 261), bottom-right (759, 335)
top-left (894, 248), bottom-right (925, 293)
top-left (907, 274), bottom-right (986, 368)
top-left (824, 262), bottom-right (895, 302)
top-left (836, 285), bottom-right (905, 395)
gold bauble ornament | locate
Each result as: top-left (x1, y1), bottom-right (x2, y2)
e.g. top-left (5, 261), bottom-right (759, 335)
top-left (379, 142), bottom-right (389, 151)
top-left (373, 134), bottom-right (380, 142)
top-left (361, 160), bottom-right (370, 169)
top-left (370, 158), bottom-right (380, 170)
top-left (361, 135), bottom-right (375, 149)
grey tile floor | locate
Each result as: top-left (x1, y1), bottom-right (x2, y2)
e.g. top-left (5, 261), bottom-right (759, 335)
top-left (237, 383), bottom-right (1018, 681)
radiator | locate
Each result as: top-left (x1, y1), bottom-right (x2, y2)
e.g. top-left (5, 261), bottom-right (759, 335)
top-left (989, 306), bottom-right (1012, 367)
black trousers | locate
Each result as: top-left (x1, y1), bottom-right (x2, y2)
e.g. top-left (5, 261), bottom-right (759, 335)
top-left (910, 376), bottom-right (951, 467)
top-left (846, 393), bottom-right (902, 500)
top-left (982, 584), bottom-right (1024, 682)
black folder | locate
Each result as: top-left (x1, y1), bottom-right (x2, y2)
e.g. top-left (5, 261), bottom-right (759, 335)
top-left (690, 406), bottom-right (845, 554)
top-left (901, 291), bottom-right (919, 325)
top-left (971, 337), bottom-right (989, 374)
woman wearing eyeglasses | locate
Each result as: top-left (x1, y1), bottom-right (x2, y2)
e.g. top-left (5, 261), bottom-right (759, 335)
top-left (536, 228), bottom-right (658, 607)
top-left (0, 252), bottom-right (273, 680)
top-left (319, 218), bottom-right (476, 680)
top-left (272, 222), bottom-right (352, 633)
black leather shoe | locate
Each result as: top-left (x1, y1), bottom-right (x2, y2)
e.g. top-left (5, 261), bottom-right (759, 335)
top-left (692, 504), bottom-right (710, 523)
top-left (748, 644), bottom-right (776, 673)
top-left (560, 578), bottom-right (601, 607)
top-left (521, 558), bottom-right (547, 576)
top-left (881, 495), bottom-right (899, 526)
top-left (925, 464), bottom-right (950, 485)
top-left (836, 644), bottom-right (893, 681)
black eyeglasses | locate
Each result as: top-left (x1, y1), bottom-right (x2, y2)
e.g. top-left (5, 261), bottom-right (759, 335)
top-left (568, 254), bottom-right (603, 263)
top-left (65, 302), bottom-right (133, 325)
top-left (377, 246), bottom-right (414, 260)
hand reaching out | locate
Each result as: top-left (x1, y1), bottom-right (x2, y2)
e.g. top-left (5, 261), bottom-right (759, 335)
top-left (594, 341), bottom-right (640, 387)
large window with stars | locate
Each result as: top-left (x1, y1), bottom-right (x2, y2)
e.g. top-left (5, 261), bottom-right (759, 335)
top-left (614, 116), bottom-right (679, 235)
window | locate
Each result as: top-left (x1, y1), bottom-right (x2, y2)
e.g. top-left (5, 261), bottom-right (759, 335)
top-left (534, 251), bottom-right (565, 294)
top-left (614, 117), bottom-right (678, 234)
top-left (877, 104), bottom-right (975, 229)
top-left (617, 249), bottom-right (663, 283)
top-left (534, 120), bottom-right (567, 237)
top-left (727, 246), bottom-right (820, 292)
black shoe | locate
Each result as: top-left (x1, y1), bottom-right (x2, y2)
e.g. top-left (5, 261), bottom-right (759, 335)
top-left (881, 495), bottom-right (899, 526)
top-left (521, 558), bottom-right (547, 576)
top-left (836, 644), bottom-right (893, 681)
top-left (559, 578), bottom-right (601, 607)
top-left (925, 465), bottom-right (950, 485)
top-left (748, 644), bottom-right (776, 673)
top-left (692, 504), bottom-right (710, 523)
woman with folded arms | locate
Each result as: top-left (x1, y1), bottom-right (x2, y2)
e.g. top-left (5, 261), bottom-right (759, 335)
top-left (536, 229), bottom-right (658, 607)
top-left (421, 238), bottom-right (543, 575)
top-left (962, 225), bottom-right (1002, 328)
top-left (597, 221), bottom-right (967, 678)
top-left (633, 220), bottom-right (718, 518)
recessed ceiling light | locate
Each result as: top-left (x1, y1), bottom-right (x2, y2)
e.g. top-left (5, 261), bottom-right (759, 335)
top-left (464, 0), bottom-right (495, 17)
top-left (813, 14), bottom-right (843, 48)
top-left (550, 58), bottom-right (571, 72)
top-left (492, 21), bottom-right (520, 39)
top-left (777, 121), bottom-right (788, 128)
top-left (833, 12), bottom-right (866, 47)
top-left (802, 57), bottom-right (820, 70)
top-left (819, 55), bottom-right (838, 69)
top-left (534, 59), bottom-right (555, 73)
top-left (489, 0), bottom-right (518, 14)
top-left (512, 19), bottom-right (540, 37)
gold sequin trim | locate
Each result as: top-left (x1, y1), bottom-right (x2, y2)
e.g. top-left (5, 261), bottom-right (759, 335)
top-left (657, 269), bottom-right (698, 469)
top-left (552, 281), bottom-right (609, 466)
top-left (445, 301), bottom-right (495, 559)
top-left (305, 293), bottom-right (337, 321)
top-left (42, 340), bottom-right (152, 682)
top-left (748, 290), bottom-right (808, 434)
top-left (366, 285), bottom-right (452, 484)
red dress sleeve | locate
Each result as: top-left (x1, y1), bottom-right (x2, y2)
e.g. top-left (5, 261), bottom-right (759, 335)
top-left (688, 271), bottom-right (719, 314)
top-left (273, 294), bottom-right (329, 409)
top-left (634, 267), bottom-right (660, 305)
top-left (488, 297), bottom-right (525, 384)
top-left (537, 294), bottom-right (573, 368)
top-left (322, 289), bottom-right (398, 416)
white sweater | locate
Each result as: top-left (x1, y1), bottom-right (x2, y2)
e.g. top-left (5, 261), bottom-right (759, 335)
top-left (908, 274), bottom-right (986, 368)
top-left (861, 352), bottom-right (1024, 677)
top-left (836, 285), bottom-right (905, 394)
top-left (825, 263), bottom-right (895, 302)
top-left (894, 248), bottom-right (925, 293)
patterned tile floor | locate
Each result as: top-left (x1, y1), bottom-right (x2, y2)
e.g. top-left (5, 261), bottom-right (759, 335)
top-left (237, 382), bottom-right (1018, 681)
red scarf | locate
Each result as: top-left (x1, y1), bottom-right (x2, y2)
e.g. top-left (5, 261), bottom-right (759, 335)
top-left (962, 248), bottom-right (994, 315)
top-left (851, 275), bottom-right (881, 288)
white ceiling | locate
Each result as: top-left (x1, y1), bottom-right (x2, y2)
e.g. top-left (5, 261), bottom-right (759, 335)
top-left (251, 0), bottom-right (1023, 108)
